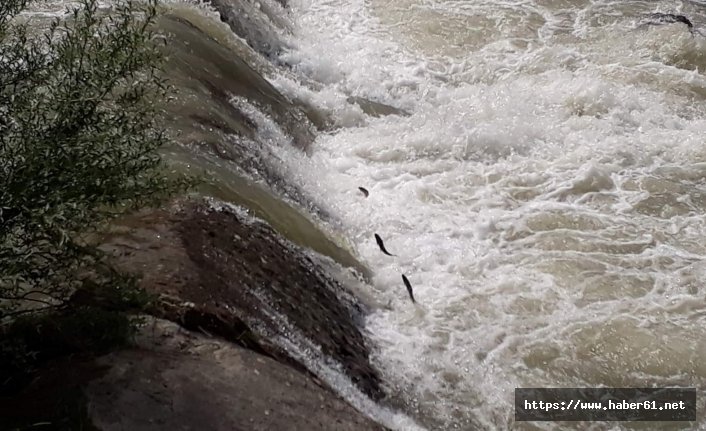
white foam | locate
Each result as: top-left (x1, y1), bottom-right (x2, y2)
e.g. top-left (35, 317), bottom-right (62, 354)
top-left (249, 287), bottom-right (427, 431)
top-left (279, 0), bottom-right (706, 428)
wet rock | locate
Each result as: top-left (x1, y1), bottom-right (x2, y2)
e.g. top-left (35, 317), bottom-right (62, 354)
top-left (86, 318), bottom-right (387, 431)
top-left (101, 199), bottom-right (384, 401)
top-left (209, 0), bottom-right (289, 59)
top-left (189, 171), bottom-right (371, 280)
top-left (0, 319), bottom-right (387, 431)
top-left (159, 14), bottom-right (315, 151)
top-left (156, 11), bottom-right (345, 227)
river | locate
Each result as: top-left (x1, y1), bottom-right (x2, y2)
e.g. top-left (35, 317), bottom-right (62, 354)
top-left (278, 0), bottom-right (706, 429)
top-left (26, 0), bottom-right (706, 429)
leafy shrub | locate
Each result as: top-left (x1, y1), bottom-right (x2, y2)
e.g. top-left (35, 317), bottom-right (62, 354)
top-left (0, 0), bottom-right (189, 321)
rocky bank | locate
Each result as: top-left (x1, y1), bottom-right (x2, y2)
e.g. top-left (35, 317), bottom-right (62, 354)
top-left (89, 318), bottom-right (385, 431)
top-left (102, 199), bottom-right (383, 401)
top-left (0, 200), bottom-right (388, 430)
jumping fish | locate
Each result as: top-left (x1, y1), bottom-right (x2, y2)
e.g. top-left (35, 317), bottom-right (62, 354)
top-left (374, 233), bottom-right (395, 256)
top-left (402, 274), bottom-right (416, 303)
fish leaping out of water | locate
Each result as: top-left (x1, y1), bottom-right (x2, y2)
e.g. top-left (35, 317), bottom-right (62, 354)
top-left (402, 274), bottom-right (416, 303)
top-left (374, 233), bottom-right (395, 256)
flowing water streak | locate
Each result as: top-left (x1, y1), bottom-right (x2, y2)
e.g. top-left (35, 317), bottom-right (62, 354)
top-left (278, 0), bottom-right (706, 429)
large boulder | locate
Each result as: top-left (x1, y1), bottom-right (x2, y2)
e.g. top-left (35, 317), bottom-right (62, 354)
top-left (87, 318), bottom-right (386, 431)
top-left (101, 199), bottom-right (383, 401)
top-left (0, 318), bottom-right (386, 431)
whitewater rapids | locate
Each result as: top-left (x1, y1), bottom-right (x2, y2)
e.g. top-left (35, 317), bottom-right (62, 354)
top-left (276, 0), bottom-right (706, 429)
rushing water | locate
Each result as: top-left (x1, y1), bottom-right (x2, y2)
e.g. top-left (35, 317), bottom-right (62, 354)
top-left (274, 0), bottom-right (706, 429)
top-left (25, 0), bottom-right (706, 429)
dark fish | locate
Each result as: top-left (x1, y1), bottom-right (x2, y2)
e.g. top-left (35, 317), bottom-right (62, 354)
top-left (358, 186), bottom-right (369, 197)
top-left (402, 274), bottom-right (416, 303)
top-left (374, 233), bottom-right (395, 256)
top-left (648, 13), bottom-right (694, 28)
